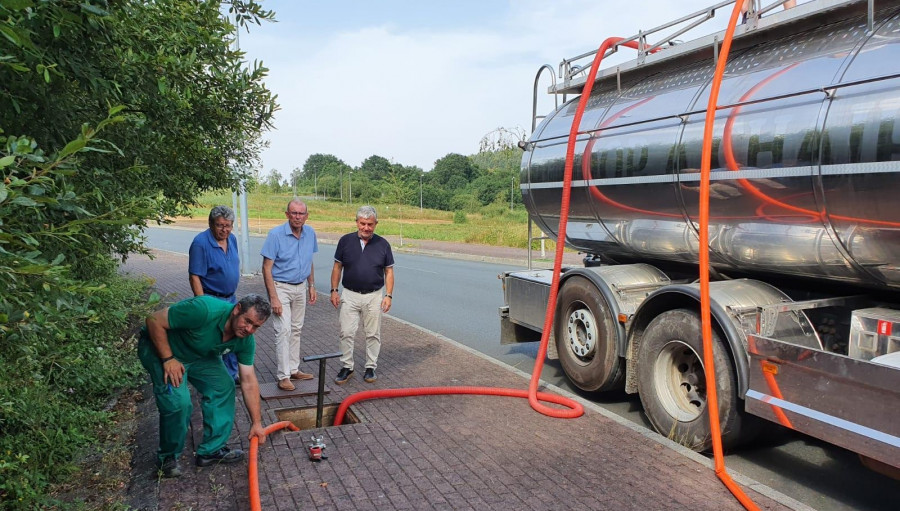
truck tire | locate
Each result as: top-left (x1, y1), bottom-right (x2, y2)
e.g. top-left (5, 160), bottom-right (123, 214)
top-left (555, 276), bottom-right (623, 392)
top-left (636, 308), bottom-right (753, 451)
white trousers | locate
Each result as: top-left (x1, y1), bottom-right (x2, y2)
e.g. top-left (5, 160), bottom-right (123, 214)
top-left (272, 281), bottom-right (307, 380)
top-left (338, 289), bottom-right (383, 370)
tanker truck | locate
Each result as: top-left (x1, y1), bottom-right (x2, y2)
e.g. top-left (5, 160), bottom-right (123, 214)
top-left (499, 0), bottom-right (900, 475)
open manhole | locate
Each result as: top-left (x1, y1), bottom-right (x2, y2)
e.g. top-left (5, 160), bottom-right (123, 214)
top-left (275, 403), bottom-right (361, 430)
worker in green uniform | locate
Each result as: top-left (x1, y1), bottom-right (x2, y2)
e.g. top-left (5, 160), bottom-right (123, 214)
top-left (138, 293), bottom-right (272, 478)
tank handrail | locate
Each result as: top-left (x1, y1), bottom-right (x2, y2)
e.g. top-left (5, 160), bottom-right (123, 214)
top-left (557, 1), bottom-right (871, 92)
top-left (531, 64), bottom-right (559, 133)
top-left (531, 69), bottom-right (900, 145)
top-left (559, 0), bottom-right (733, 81)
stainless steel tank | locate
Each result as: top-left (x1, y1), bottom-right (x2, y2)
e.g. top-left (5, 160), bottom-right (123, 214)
top-left (524, 4), bottom-right (900, 290)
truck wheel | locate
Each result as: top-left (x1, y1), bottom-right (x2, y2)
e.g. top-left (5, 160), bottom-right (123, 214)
top-left (636, 308), bottom-right (752, 451)
top-left (555, 276), bottom-right (623, 392)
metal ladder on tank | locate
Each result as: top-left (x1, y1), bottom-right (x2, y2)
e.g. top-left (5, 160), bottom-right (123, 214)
top-left (525, 64), bottom-right (559, 271)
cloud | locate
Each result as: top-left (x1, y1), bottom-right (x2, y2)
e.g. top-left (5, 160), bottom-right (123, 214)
top-left (241, 0), bottom-right (732, 177)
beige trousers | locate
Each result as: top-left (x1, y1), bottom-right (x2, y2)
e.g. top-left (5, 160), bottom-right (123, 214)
top-left (338, 288), bottom-right (383, 370)
top-left (272, 281), bottom-right (307, 380)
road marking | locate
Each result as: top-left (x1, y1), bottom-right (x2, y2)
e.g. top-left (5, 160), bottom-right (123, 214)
top-left (395, 264), bottom-right (438, 274)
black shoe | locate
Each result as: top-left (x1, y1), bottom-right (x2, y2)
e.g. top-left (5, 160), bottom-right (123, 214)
top-left (334, 367), bottom-right (353, 385)
top-left (157, 456), bottom-right (181, 478)
top-left (364, 368), bottom-right (377, 383)
top-left (195, 446), bottom-right (244, 467)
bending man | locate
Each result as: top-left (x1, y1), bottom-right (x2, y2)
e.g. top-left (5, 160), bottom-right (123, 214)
top-left (138, 294), bottom-right (271, 478)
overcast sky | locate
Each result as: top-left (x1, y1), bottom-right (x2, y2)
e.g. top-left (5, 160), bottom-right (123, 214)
top-left (238, 0), bottom-right (742, 177)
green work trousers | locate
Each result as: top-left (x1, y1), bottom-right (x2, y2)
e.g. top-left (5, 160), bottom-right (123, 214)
top-left (138, 336), bottom-right (236, 463)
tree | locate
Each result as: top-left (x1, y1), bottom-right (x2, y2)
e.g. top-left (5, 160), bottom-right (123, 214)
top-left (382, 166), bottom-right (413, 206)
top-left (428, 153), bottom-right (481, 190)
top-left (358, 155), bottom-right (392, 180)
top-left (421, 184), bottom-right (451, 210)
top-left (301, 153), bottom-right (344, 181)
top-left (471, 173), bottom-right (509, 206)
top-left (264, 168), bottom-right (283, 192)
top-left (478, 126), bottom-right (526, 153)
top-left (0, 2), bottom-right (278, 504)
top-left (1, 0), bottom-right (278, 261)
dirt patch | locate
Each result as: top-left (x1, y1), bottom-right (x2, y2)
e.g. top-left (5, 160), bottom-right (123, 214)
top-left (44, 389), bottom-right (144, 510)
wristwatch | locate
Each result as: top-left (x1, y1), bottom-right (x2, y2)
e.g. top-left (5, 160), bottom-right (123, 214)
top-left (330, 288), bottom-right (339, 293)
top-left (386, 294), bottom-right (393, 299)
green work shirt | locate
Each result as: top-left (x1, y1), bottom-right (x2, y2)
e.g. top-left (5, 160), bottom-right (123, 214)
top-left (151, 296), bottom-right (255, 366)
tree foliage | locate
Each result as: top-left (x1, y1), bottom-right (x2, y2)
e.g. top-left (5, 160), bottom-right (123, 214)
top-left (0, 0), bottom-right (277, 505)
top-left (291, 145), bottom-right (526, 212)
top-left (2, 0), bottom-right (277, 256)
top-left (427, 153), bottom-right (481, 190)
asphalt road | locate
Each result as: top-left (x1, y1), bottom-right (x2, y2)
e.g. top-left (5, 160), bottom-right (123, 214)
top-left (144, 225), bottom-right (900, 511)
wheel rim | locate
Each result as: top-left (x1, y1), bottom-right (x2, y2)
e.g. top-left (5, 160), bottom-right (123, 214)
top-left (652, 340), bottom-right (706, 422)
top-left (564, 303), bottom-right (597, 363)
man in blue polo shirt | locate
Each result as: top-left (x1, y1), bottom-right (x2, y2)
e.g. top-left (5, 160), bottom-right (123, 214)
top-left (329, 205), bottom-right (394, 384)
top-left (138, 294), bottom-right (271, 478)
top-left (261, 198), bottom-right (319, 391)
top-left (188, 205), bottom-right (241, 383)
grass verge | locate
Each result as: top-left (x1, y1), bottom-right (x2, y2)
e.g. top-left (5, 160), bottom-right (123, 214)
top-left (183, 190), bottom-right (562, 251)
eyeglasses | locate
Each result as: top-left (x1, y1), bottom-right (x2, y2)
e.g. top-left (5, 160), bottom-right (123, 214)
top-left (213, 223), bottom-right (233, 230)
top-left (288, 211), bottom-right (308, 216)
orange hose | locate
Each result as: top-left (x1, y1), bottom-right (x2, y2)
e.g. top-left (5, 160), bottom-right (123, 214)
top-left (746, 336), bottom-right (794, 429)
top-left (249, 420), bottom-right (300, 511)
top-left (527, 36), bottom-right (636, 417)
top-left (250, 12), bottom-right (766, 511)
top-left (331, 38), bottom-right (649, 429)
top-left (699, 2), bottom-right (760, 510)
top-left (722, 63), bottom-right (900, 228)
top-left (333, 386), bottom-right (582, 426)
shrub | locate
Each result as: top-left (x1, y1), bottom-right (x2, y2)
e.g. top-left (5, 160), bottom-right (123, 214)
top-left (449, 193), bottom-right (480, 212)
top-left (452, 210), bottom-right (468, 224)
top-left (0, 270), bottom-right (153, 508)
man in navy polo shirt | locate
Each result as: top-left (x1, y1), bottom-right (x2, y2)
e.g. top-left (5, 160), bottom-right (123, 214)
top-left (261, 198), bottom-right (318, 391)
top-left (329, 205), bottom-right (394, 384)
top-left (188, 205), bottom-right (241, 382)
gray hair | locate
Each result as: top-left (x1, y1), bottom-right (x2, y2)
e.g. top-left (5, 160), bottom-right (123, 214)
top-left (208, 205), bottom-right (235, 227)
top-left (237, 294), bottom-right (272, 321)
top-left (286, 198), bottom-right (306, 212)
top-left (356, 205), bottom-right (377, 220)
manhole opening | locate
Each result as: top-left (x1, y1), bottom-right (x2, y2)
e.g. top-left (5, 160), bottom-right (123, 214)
top-left (275, 403), bottom-right (361, 430)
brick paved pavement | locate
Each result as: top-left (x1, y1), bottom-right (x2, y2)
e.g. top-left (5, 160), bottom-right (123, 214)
top-left (123, 250), bottom-right (800, 511)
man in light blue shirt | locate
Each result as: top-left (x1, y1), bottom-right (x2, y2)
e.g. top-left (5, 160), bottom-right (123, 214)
top-left (261, 199), bottom-right (318, 391)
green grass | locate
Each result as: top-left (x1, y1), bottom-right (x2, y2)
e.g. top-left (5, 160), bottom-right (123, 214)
top-left (186, 190), bottom-right (557, 250)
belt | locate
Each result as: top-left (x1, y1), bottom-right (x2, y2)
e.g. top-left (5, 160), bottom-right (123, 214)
top-left (203, 289), bottom-right (233, 299)
top-left (275, 280), bottom-right (304, 286)
top-left (345, 287), bottom-right (378, 294)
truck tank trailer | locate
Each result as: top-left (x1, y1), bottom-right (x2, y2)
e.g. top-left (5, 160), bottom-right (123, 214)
top-left (500, 0), bottom-right (900, 476)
